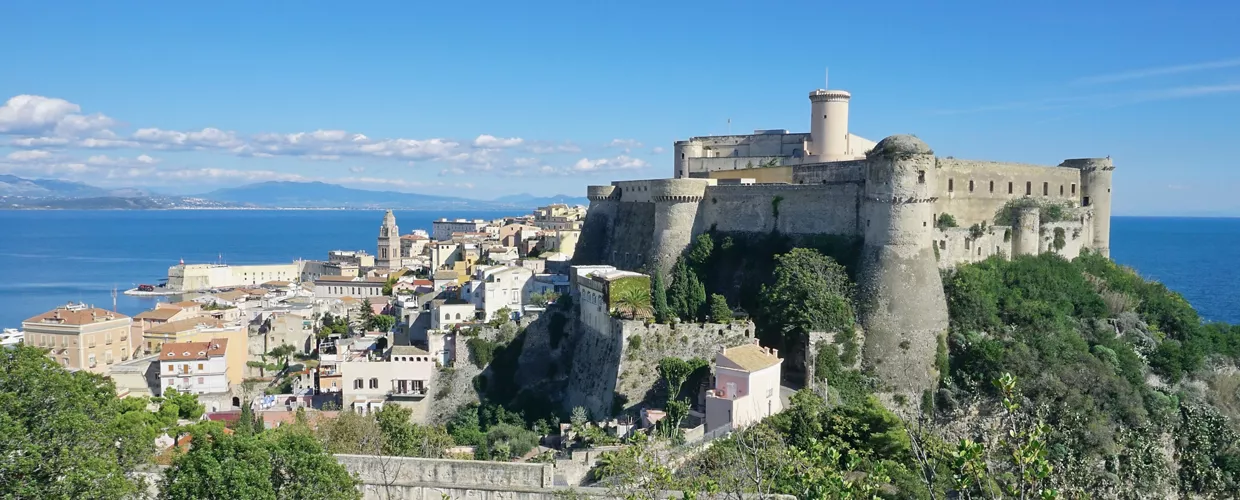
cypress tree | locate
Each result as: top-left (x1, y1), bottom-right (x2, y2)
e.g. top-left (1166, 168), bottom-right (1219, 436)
top-left (651, 271), bottom-right (672, 323)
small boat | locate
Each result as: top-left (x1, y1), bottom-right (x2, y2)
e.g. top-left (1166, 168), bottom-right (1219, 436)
top-left (138, 284), bottom-right (155, 292)
top-left (1, 328), bottom-right (24, 348)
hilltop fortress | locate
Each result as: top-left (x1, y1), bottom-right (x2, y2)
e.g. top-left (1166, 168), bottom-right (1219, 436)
top-left (573, 85), bottom-right (1114, 401)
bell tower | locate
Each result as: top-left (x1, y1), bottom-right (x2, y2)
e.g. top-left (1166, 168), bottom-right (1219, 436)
top-left (377, 210), bottom-right (400, 269)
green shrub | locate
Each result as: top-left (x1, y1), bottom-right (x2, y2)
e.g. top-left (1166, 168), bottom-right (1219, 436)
top-left (936, 213), bottom-right (958, 229)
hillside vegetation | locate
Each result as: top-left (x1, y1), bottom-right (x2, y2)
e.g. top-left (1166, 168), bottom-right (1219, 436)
top-left (613, 247), bottom-right (1240, 499)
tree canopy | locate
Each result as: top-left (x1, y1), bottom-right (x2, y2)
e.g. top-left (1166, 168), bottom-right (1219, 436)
top-left (760, 248), bottom-right (855, 340)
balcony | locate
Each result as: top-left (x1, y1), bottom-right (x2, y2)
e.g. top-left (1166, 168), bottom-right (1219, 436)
top-left (389, 380), bottom-right (428, 400)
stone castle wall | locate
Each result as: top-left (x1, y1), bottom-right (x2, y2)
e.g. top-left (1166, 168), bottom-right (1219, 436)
top-left (696, 184), bottom-right (862, 237)
top-left (934, 158), bottom-right (1084, 228)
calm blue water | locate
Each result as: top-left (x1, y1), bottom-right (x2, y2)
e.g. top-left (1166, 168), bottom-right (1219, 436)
top-left (0, 210), bottom-right (512, 328)
top-left (0, 212), bottom-right (1237, 327)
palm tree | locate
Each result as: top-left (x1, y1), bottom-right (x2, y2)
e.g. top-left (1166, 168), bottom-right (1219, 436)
top-left (612, 286), bottom-right (653, 320)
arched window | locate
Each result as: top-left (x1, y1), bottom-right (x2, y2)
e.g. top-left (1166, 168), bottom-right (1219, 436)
top-left (353, 378), bottom-right (363, 389)
top-left (454, 313), bottom-right (461, 320)
top-left (369, 378), bottom-right (379, 389)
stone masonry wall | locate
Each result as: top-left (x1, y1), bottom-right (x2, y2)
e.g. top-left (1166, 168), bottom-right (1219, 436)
top-left (697, 184), bottom-right (862, 237)
top-left (935, 158), bottom-right (1083, 229)
top-left (613, 321), bottom-right (756, 413)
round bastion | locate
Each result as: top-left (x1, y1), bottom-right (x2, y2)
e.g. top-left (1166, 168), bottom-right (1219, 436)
top-left (649, 179), bottom-right (710, 202)
top-left (586, 185), bottom-right (618, 201)
top-left (1059, 158), bottom-right (1115, 172)
top-left (867, 134), bottom-right (934, 158)
top-left (809, 89), bottom-right (852, 102)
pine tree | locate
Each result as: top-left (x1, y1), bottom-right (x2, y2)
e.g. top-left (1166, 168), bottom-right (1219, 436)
top-left (709, 294), bottom-right (732, 323)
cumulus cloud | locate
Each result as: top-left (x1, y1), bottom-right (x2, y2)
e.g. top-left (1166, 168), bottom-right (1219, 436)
top-left (473, 134), bottom-right (524, 148)
top-left (6, 149), bottom-right (54, 162)
top-left (85, 154), bottom-right (160, 167)
top-left (348, 166), bottom-right (365, 173)
top-left (0, 95), bottom-right (117, 137)
top-left (133, 127), bottom-right (245, 150)
top-left (651, 146), bottom-right (665, 154)
top-left (526, 141), bottom-right (581, 154)
top-left (570, 155), bottom-right (649, 172)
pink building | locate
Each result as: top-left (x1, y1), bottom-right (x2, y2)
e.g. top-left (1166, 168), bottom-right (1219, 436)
top-left (705, 342), bottom-right (784, 432)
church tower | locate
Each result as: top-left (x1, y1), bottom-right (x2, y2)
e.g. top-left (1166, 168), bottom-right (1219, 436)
top-left (377, 210), bottom-right (400, 269)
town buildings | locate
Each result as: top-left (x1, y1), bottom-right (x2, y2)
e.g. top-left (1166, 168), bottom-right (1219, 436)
top-left (313, 275), bottom-right (388, 299)
top-left (167, 262), bottom-right (302, 292)
top-left (22, 303), bottom-right (139, 374)
top-left (432, 218), bottom-right (488, 241)
top-left (158, 338), bottom-right (230, 396)
top-left (339, 344), bottom-right (435, 415)
top-left (705, 342), bottom-right (784, 432)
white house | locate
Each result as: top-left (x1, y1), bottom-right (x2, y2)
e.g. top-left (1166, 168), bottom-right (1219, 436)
top-left (159, 338), bottom-right (230, 396)
top-left (462, 265), bottom-right (534, 322)
top-left (429, 299), bottom-right (477, 331)
top-left (705, 341), bottom-right (784, 432)
top-left (339, 345), bottom-right (435, 414)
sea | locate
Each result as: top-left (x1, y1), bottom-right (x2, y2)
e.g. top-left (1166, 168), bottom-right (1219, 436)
top-left (0, 211), bottom-right (1237, 328)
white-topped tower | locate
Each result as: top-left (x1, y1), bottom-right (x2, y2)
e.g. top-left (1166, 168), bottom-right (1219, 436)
top-left (808, 89), bottom-right (852, 161)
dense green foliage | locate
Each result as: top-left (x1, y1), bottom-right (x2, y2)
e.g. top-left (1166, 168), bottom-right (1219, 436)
top-left (162, 422), bottom-right (359, 500)
top-left (0, 345), bottom-right (168, 498)
top-left (709, 293), bottom-right (732, 323)
top-left (445, 402), bottom-right (544, 460)
top-left (760, 248), bottom-right (855, 342)
top-left (610, 276), bottom-right (653, 320)
top-left (650, 271), bottom-right (673, 323)
top-left (666, 257), bottom-right (707, 322)
top-left (936, 213), bottom-right (958, 229)
top-left (942, 251), bottom-right (1240, 497)
top-left (993, 197), bottom-right (1075, 226)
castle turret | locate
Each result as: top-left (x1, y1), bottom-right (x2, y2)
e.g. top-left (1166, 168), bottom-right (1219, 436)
top-left (1013, 205), bottom-right (1040, 256)
top-left (809, 89), bottom-right (851, 161)
top-left (673, 140), bottom-right (703, 179)
top-left (856, 135), bottom-right (949, 406)
top-left (650, 179), bottom-right (711, 278)
top-left (573, 185), bottom-right (621, 265)
top-left (1061, 158), bottom-right (1114, 257)
top-left (377, 209), bottom-right (400, 269)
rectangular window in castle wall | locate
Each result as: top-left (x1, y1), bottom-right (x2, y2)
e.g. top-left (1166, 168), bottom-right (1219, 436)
top-left (1072, 184), bottom-right (1077, 195)
top-left (1043, 182), bottom-right (1049, 196)
top-left (918, 171), bottom-right (925, 184)
top-left (989, 181), bottom-right (994, 193)
top-left (969, 180), bottom-right (974, 192)
top-left (1026, 182), bottom-right (1032, 195)
top-left (1060, 185), bottom-right (1064, 196)
top-left (1008, 182), bottom-right (1013, 194)
top-left (948, 179), bottom-right (954, 192)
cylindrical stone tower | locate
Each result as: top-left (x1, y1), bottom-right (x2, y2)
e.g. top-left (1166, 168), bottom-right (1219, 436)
top-left (809, 89), bottom-right (851, 161)
top-left (673, 140), bottom-right (703, 179)
top-left (856, 135), bottom-right (949, 408)
top-left (1060, 158), bottom-right (1114, 257)
top-left (576, 185), bottom-right (620, 265)
top-left (650, 179), bottom-right (709, 278)
top-left (1013, 205), bottom-right (1041, 256)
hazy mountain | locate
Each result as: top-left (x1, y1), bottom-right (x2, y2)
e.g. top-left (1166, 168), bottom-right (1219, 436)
top-left (0, 175), bottom-right (110, 198)
top-left (199, 181), bottom-right (576, 209)
top-left (492, 193), bottom-right (589, 206)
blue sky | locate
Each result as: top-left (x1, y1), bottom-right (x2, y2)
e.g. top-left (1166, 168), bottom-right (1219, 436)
top-left (1, 0), bottom-right (1238, 215)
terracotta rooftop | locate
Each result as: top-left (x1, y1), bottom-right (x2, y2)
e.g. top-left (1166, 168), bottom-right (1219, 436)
top-left (316, 275), bottom-right (357, 283)
top-left (159, 338), bottom-right (228, 361)
top-left (262, 280), bottom-right (292, 287)
top-left (720, 343), bottom-right (782, 372)
top-left (171, 300), bottom-right (200, 308)
top-left (24, 305), bottom-right (129, 326)
top-left (134, 308), bottom-right (185, 321)
top-left (146, 317), bottom-right (227, 335)
top-left (390, 345), bottom-right (429, 357)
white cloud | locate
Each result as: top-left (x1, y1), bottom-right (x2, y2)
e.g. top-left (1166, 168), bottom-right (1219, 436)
top-left (78, 137), bottom-right (140, 148)
top-left (85, 154), bottom-right (159, 167)
top-left (526, 141), bottom-right (581, 154)
top-left (473, 134), bottom-right (524, 148)
top-left (6, 149), bottom-right (54, 162)
top-left (8, 136), bottom-right (71, 147)
top-left (133, 127), bottom-right (244, 150)
top-left (0, 95), bottom-right (118, 138)
top-left (607, 138), bottom-right (643, 148)
top-left (570, 155), bottom-right (650, 172)
top-left (1075, 57), bottom-right (1240, 85)
top-left (650, 146), bottom-right (665, 154)
top-left (439, 167), bottom-right (466, 176)
top-left (511, 157), bottom-right (540, 167)
top-left (348, 166), bottom-right (365, 173)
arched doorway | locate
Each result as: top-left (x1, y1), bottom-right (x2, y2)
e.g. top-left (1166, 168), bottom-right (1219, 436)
top-left (232, 396), bottom-right (241, 408)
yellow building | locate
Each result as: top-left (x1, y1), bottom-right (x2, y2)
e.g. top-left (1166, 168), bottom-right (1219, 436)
top-left (22, 303), bottom-right (139, 374)
top-left (707, 165), bottom-right (793, 184)
top-left (141, 318), bottom-right (246, 386)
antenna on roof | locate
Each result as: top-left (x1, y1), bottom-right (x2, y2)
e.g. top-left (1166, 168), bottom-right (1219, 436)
top-left (112, 285), bottom-right (117, 312)
top-left (825, 67), bottom-right (829, 90)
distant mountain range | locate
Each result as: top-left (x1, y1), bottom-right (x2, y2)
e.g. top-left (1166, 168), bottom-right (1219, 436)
top-left (0, 175), bottom-right (588, 210)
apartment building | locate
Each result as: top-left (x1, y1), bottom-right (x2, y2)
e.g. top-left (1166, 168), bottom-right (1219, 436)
top-left (22, 303), bottom-right (138, 374)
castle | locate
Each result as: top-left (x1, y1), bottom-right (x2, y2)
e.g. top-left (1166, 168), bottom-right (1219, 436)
top-left (573, 85), bottom-right (1114, 402)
